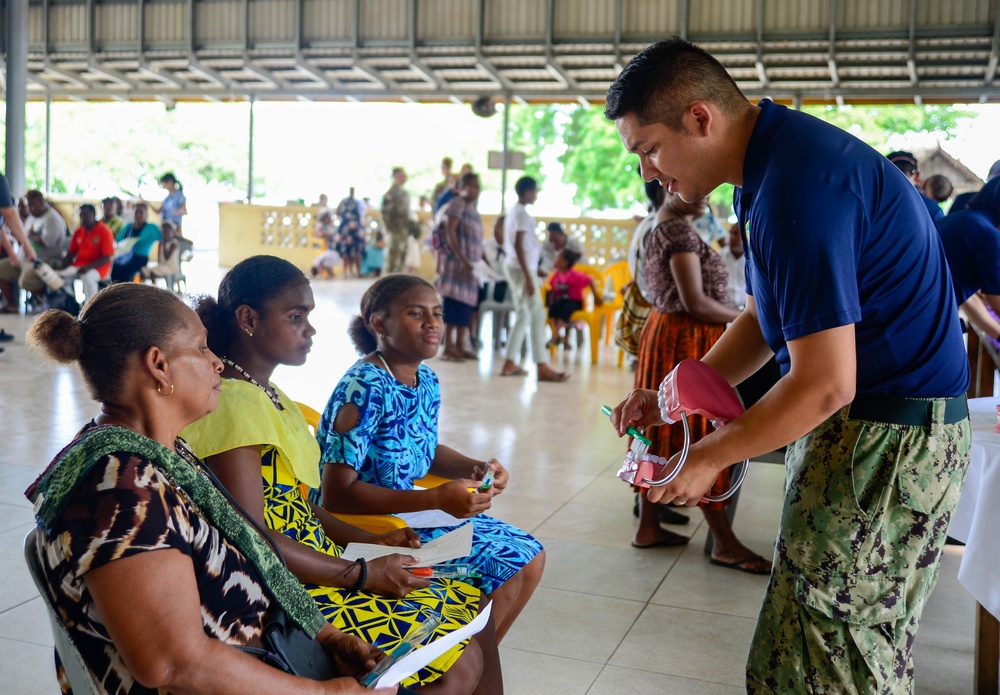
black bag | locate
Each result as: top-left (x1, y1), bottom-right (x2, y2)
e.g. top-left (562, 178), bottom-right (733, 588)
top-left (241, 609), bottom-right (340, 680)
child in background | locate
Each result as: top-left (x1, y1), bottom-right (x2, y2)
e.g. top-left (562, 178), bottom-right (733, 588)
top-left (311, 210), bottom-right (340, 279)
top-left (360, 228), bottom-right (386, 277)
top-left (546, 249), bottom-right (602, 348)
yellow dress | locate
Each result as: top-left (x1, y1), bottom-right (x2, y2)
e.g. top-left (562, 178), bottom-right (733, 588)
top-left (181, 379), bottom-right (479, 686)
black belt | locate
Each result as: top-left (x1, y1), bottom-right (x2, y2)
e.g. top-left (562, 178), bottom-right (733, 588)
top-left (848, 393), bottom-right (968, 426)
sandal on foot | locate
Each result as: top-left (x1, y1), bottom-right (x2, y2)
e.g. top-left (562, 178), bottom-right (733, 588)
top-left (709, 555), bottom-right (772, 575)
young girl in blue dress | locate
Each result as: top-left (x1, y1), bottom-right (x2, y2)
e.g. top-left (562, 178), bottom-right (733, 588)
top-left (317, 274), bottom-right (545, 641)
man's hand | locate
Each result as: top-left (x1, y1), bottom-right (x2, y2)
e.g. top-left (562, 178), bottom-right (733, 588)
top-left (609, 388), bottom-right (664, 436)
top-left (22, 245), bottom-right (37, 263)
top-left (524, 276), bottom-right (535, 296)
top-left (645, 446), bottom-right (726, 507)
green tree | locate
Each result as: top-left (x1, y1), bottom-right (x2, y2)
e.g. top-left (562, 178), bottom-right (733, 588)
top-left (505, 103), bottom-right (976, 215)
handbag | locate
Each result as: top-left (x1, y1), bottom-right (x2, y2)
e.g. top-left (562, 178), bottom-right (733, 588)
top-left (614, 281), bottom-right (651, 357)
top-left (240, 609), bottom-right (340, 680)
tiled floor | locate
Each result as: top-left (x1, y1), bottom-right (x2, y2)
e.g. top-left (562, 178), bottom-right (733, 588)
top-left (0, 257), bottom-right (976, 693)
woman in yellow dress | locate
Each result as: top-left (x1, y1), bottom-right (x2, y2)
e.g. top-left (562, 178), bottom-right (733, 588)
top-left (181, 255), bottom-right (501, 694)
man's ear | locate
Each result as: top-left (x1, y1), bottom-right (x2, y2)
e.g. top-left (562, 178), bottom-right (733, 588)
top-left (686, 101), bottom-right (715, 137)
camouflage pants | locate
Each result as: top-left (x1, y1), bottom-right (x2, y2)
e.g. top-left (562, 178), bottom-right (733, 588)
top-left (747, 402), bottom-right (969, 694)
top-left (385, 226), bottom-right (409, 274)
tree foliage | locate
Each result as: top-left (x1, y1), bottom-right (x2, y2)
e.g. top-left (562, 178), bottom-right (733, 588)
top-left (506, 102), bottom-right (976, 215)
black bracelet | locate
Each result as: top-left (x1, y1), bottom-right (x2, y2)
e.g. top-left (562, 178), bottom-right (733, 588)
top-left (343, 558), bottom-right (367, 592)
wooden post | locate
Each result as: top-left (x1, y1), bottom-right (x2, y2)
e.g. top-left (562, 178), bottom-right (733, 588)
top-left (975, 603), bottom-right (1000, 695)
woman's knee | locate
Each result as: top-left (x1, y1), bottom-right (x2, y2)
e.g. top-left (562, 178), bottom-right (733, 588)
top-left (438, 637), bottom-right (483, 694)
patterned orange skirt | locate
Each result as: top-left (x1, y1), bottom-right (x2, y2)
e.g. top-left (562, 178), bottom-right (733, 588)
top-left (634, 310), bottom-right (731, 510)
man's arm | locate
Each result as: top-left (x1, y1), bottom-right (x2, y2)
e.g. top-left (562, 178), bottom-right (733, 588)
top-left (699, 296), bottom-right (774, 384)
top-left (648, 323), bottom-right (856, 505)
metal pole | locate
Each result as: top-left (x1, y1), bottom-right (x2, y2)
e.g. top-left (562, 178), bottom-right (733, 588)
top-left (247, 97), bottom-right (256, 201)
top-left (5, 0), bottom-right (29, 194)
top-left (500, 92), bottom-right (511, 214)
top-left (45, 97), bottom-right (52, 194)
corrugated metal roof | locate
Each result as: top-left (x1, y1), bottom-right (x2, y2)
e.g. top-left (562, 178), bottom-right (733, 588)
top-left (5, 0), bottom-right (999, 104)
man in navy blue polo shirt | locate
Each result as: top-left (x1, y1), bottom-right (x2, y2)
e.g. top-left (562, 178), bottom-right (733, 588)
top-left (605, 38), bottom-right (970, 694)
top-left (936, 176), bottom-right (1000, 340)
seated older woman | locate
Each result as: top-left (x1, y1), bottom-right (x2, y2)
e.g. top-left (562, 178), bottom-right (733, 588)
top-left (25, 283), bottom-right (398, 695)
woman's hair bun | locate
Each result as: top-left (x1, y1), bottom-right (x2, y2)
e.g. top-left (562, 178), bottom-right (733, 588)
top-left (27, 309), bottom-right (85, 363)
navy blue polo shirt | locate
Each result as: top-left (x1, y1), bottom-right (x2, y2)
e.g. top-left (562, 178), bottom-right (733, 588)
top-left (734, 100), bottom-right (968, 398)
top-left (920, 192), bottom-right (944, 222)
top-left (936, 209), bottom-right (1000, 303)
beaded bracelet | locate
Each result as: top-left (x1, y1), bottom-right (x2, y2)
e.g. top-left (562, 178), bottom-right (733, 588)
top-left (343, 558), bottom-right (367, 592)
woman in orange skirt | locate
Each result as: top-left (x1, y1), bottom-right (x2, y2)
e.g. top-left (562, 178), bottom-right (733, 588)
top-left (631, 190), bottom-right (771, 575)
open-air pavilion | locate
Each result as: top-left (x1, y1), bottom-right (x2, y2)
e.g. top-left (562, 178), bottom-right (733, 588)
top-left (2, 2), bottom-right (1000, 694)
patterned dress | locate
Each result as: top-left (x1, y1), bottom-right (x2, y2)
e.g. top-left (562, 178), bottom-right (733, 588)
top-left (335, 196), bottom-right (366, 259)
top-left (181, 379), bottom-right (479, 686)
top-left (318, 362), bottom-right (544, 595)
top-left (636, 218), bottom-right (734, 509)
top-left (436, 197), bottom-right (484, 309)
top-left (32, 434), bottom-right (272, 694)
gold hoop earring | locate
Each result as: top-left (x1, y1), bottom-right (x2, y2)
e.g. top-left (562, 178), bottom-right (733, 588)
top-left (157, 382), bottom-right (175, 396)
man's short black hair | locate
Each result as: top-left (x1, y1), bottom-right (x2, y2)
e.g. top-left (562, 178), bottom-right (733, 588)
top-left (605, 37), bottom-right (749, 130)
top-left (79, 203), bottom-right (96, 216)
top-left (546, 221), bottom-right (566, 235)
top-left (515, 176), bottom-right (538, 198)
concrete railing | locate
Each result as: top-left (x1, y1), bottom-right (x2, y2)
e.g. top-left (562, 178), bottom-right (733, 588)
top-left (218, 202), bottom-right (636, 274)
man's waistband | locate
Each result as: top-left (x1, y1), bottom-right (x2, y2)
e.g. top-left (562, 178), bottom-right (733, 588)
top-left (847, 393), bottom-right (968, 426)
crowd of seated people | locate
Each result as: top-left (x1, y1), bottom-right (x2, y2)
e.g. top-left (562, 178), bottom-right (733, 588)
top-left (25, 256), bottom-right (545, 692)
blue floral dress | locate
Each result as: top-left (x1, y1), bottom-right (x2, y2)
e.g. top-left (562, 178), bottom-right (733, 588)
top-left (317, 362), bottom-right (543, 595)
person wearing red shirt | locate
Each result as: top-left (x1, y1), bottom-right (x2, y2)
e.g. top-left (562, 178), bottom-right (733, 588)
top-left (57, 203), bottom-right (115, 304)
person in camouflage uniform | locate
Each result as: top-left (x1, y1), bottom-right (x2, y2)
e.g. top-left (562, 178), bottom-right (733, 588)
top-left (381, 167), bottom-right (412, 274)
top-left (604, 38), bottom-right (971, 694)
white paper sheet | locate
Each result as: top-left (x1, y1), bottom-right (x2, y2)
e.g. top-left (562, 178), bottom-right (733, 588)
top-left (373, 601), bottom-right (492, 688)
top-left (396, 509), bottom-right (465, 529)
top-left (342, 522), bottom-right (473, 566)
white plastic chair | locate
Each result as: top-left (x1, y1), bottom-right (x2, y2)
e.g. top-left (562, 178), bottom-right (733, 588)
top-left (478, 279), bottom-right (517, 350)
top-left (23, 528), bottom-right (101, 695)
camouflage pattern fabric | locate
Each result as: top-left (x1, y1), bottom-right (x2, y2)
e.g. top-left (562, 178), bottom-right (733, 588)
top-left (747, 401), bottom-right (970, 694)
top-left (382, 186), bottom-right (410, 273)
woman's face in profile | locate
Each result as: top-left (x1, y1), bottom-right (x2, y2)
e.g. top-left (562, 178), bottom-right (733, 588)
top-left (250, 283), bottom-right (317, 368)
top-left (167, 307), bottom-right (224, 423)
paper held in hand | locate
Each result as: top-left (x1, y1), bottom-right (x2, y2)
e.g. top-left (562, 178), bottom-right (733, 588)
top-left (341, 522), bottom-right (473, 566)
top-left (371, 601), bottom-right (493, 688)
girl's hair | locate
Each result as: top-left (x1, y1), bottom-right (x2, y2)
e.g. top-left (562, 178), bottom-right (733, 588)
top-left (348, 274), bottom-right (436, 355)
top-left (28, 283), bottom-right (188, 403)
top-left (561, 249), bottom-right (582, 267)
top-left (159, 172), bottom-right (182, 190)
top-left (193, 255), bottom-right (308, 356)
top-left (969, 176), bottom-right (1000, 226)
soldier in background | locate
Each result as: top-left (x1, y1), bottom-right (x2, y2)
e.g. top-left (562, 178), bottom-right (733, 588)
top-left (381, 167), bottom-right (412, 274)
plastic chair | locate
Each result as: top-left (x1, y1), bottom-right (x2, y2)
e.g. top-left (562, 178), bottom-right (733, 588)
top-left (542, 264), bottom-right (607, 364)
top-left (294, 402), bottom-right (449, 534)
top-left (477, 278), bottom-right (517, 351)
top-left (23, 528), bottom-right (102, 695)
